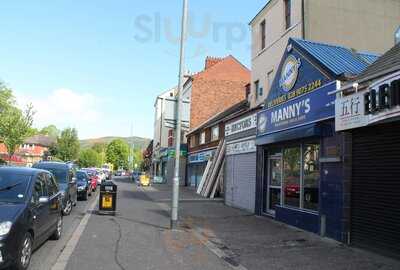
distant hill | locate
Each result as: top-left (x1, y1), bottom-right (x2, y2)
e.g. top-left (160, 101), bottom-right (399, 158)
top-left (80, 136), bottom-right (151, 150)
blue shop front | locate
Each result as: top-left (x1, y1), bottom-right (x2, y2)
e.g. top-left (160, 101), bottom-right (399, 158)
top-left (255, 38), bottom-right (376, 242)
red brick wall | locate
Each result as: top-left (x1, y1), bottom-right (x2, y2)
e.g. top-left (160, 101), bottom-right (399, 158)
top-left (190, 56), bottom-right (250, 130)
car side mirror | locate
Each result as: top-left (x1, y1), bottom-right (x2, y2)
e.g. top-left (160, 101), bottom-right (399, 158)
top-left (38, 196), bottom-right (49, 204)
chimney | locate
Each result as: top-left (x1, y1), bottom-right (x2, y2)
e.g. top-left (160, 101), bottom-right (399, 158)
top-left (205, 56), bottom-right (223, 69)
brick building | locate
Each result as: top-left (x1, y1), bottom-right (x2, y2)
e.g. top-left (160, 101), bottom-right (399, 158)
top-left (0, 135), bottom-right (56, 166)
top-left (184, 55), bottom-right (250, 131)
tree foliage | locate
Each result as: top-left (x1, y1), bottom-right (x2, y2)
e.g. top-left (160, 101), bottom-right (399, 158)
top-left (78, 149), bottom-right (101, 168)
top-left (92, 142), bottom-right (106, 165)
top-left (55, 128), bottom-right (80, 161)
top-left (40, 125), bottom-right (60, 138)
top-left (132, 149), bottom-right (144, 170)
top-left (106, 139), bottom-right (129, 170)
top-left (0, 82), bottom-right (35, 158)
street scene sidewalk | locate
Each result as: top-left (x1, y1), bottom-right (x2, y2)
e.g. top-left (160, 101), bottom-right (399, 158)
top-left (64, 178), bottom-right (400, 270)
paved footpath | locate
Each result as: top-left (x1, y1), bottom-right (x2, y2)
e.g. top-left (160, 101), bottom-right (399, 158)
top-left (60, 178), bottom-right (400, 270)
top-left (64, 178), bottom-right (232, 270)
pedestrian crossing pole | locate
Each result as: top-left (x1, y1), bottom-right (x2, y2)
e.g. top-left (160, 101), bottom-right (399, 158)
top-left (171, 0), bottom-right (188, 230)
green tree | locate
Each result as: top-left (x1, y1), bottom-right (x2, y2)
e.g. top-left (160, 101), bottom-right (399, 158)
top-left (55, 128), bottom-right (80, 161)
top-left (0, 104), bottom-right (35, 159)
top-left (40, 125), bottom-right (60, 138)
top-left (106, 139), bottom-right (129, 170)
top-left (0, 82), bottom-right (35, 159)
top-left (0, 82), bottom-right (14, 113)
top-left (132, 149), bottom-right (144, 170)
top-left (92, 142), bottom-right (107, 165)
top-left (78, 149), bottom-right (101, 168)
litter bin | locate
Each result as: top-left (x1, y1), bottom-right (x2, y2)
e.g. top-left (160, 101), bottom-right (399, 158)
top-left (99, 181), bottom-right (117, 215)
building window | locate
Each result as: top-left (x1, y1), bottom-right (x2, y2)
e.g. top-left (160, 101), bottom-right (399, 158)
top-left (211, 126), bottom-right (219, 141)
top-left (200, 131), bottom-right (206, 145)
top-left (284, 0), bottom-right (291, 29)
top-left (267, 70), bottom-right (274, 92)
top-left (260, 19), bottom-right (266, 50)
top-left (255, 80), bottom-right (263, 100)
top-left (245, 84), bottom-right (251, 100)
top-left (283, 146), bottom-right (301, 208)
top-left (190, 135), bottom-right (196, 148)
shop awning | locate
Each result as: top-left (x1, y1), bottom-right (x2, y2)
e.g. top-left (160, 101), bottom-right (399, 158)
top-left (255, 122), bottom-right (333, 145)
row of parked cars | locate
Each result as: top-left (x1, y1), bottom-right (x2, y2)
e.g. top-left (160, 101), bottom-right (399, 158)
top-left (0, 161), bottom-right (111, 270)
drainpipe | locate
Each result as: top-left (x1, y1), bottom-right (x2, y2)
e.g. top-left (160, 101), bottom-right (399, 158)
top-left (301, 0), bottom-right (305, 39)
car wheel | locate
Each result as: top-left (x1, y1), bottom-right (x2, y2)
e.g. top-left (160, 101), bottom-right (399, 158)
top-left (63, 199), bottom-right (72, 216)
top-left (14, 232), bottom-right (33, 270)
top-left (50, 215), bottom-right (63, 240)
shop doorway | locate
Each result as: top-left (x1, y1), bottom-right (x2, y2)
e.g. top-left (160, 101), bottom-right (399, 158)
top-left (266, 154), bottom-right (282, 215)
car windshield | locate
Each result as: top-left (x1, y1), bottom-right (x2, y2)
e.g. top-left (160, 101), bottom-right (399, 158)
top-left (76, 172), bottom-right (87, 182)
top-left (44, 168), bottom-right (68, 183)
top-left (0, 173), bottom-right (30, 203)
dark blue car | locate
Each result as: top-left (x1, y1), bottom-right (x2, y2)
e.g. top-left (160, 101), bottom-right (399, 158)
top-left (0, 167), bottom-right (63, 270)
top-left (32, 162), bottom-right (77, 216)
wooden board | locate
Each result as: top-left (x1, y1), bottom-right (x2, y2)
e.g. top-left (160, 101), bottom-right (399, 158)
top-left (203, 141), bottom-right (226, 197)
top-left (210, 159), bottom-right (225, 198)
top-left (200, 139), bottom-right (224, 196)
top-left (196, 159), bottom-right (212, 194)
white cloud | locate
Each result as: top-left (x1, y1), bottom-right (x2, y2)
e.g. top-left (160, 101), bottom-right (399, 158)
top-left (16, 89), bottom-right (103, 138)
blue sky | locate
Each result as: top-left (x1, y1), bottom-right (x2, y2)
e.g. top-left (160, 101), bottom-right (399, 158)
top-left (0, 1), bottom-right (266, 139)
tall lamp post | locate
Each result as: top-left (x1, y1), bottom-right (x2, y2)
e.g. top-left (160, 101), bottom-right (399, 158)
top-left (171, 0), bottom-right (188, 230)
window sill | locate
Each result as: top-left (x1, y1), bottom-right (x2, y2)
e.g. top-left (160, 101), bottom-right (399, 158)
top-left (277, 205), bottom-right (319, 215)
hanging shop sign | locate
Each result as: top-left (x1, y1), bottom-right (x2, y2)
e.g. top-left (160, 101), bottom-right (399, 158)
top-left (258, 81), bottom-right (336, 136)
top-left (279, 55), bottom-right (302, 92)
top-left (226, 139), bottom-right (256, 155)
top-left (335, 92), bottom-right (367, 131)
top-left (265, 45), bottom-right (331, 110)
top-left (225, 114), bottom-right (257, 136)
top-left (335, 71), bottom-right (400, 131)
top-left (188, 149), bottom-right (215, 164)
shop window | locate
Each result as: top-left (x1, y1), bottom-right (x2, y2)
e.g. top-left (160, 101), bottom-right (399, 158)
top-left (200, 131), bottom-right (206, 145)
top-left (266, 143), bottom-right (320, 213)
top-left (303, 144), bottom-right (320, 211)
top-left (283, 146), bottom-right (301, 208)
top-left (211, 126), bottom-right (219, 141)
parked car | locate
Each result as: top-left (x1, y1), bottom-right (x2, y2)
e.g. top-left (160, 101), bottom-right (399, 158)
top-left (76, 170), bottom-right (91, 201)
top-left (32, 162), bottom-right (77, 216)
top-left (0, 167), bottom-right (63, 270)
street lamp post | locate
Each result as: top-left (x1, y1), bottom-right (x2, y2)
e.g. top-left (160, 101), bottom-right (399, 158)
top-left (171, 0), bottom-right (188, 230)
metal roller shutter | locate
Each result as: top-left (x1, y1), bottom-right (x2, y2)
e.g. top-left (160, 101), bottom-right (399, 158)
top-left (351, 122), bottom-right (400, 258)
top-left (225, 153), bottom-right (256, 213)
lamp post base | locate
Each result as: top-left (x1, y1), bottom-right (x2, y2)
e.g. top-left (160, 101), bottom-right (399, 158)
top-left (170, 219), bottom-right (179, 230)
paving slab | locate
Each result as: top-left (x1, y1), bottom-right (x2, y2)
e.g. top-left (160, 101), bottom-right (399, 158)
top-left (64, 178), bottom-right (232, 270)
top-left (144, 184), bottom-right (400, 270)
